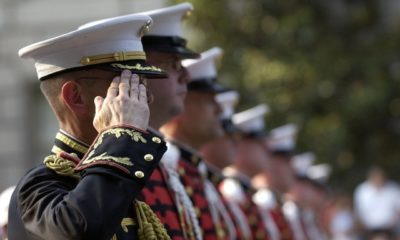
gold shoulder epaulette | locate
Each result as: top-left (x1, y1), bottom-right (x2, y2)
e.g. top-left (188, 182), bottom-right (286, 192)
top-left (43, 152), bottom-right (80, 179)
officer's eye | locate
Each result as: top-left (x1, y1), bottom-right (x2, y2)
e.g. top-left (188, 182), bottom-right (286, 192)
top-left (156, 61), bottom-right (182, 72)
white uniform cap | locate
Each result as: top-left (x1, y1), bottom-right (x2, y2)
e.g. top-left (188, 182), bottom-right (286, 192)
top-left (79, 3), bottom-right (198, 59)
top-left (182, 47), bottom-right (227, 93)
top-left (140, 3), bottom-right (199, 59)
top-left (232, 104), bottom-right (269, 134)
top-left (182, 47), bottom-right (223, 80)
top-left (80, 3), bottom-right (193, 39)
top-left (141, 2), bottom-right (193, 37)
top-left (307, 163), bottom-right (331, 183)
top-left (291, 152), bottom-right (316, 176)
top-left (0, 186), bottom-right (15, 227)
top-left (78, 3), bottom-right (192, 38)
top-left (215, 90), bottom-right (240, 120)
top-left (19, 14), bottom-right (165, 80)
top-left (268, 124), bottom-right (298, 152)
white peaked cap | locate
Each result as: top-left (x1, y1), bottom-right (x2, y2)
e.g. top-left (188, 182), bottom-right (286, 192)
top-left (141, 2), bottom-right (193, 37)
top-left (80, 3), bottom-right (194, 38)
top-left (182, 47), bottom-right (223, 80)
top-left (291, 152), bottom-right (316, 176)
top-left (19, 14), bottom-right (163, 80)
top-left (307, 164), bottom-right (332, 183)
top-left (268, 124), bottom-right (298, 152)
top-left (232, 104), bottom-right (269, 133)
top-left (215, 90), bottom-right (240, 120)
top-left (0, 186), bottom-right (15, 227)
top-left (79, 3), bottom-right (198, 59)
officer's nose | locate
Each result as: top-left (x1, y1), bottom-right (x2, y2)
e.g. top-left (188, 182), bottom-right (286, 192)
top-left (178, 66), bottom-right (190, 85)
top-left (214, 97), bottom-right (223, 115)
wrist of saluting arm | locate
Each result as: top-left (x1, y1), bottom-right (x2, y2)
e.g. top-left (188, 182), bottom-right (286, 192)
top-left (75, 125), bottom-right (167, 183)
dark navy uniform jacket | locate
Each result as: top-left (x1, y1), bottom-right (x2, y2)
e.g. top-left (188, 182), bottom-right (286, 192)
top-left (8, 126), bottom-right (167, 240)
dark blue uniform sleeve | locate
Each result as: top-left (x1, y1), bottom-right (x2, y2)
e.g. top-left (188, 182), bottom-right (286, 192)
top-left (8, 126), bottom-right (167, 240)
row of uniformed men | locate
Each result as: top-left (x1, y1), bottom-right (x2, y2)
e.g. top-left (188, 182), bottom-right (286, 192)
top-left (6, 2), bottom-right (331, 240)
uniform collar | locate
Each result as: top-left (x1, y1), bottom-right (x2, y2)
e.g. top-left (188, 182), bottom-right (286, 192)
top-left (223, 166), bottom-right (256, 194)
top-left (51, 129), bottom-right (89, 159)
top-left (168, 139), bottom-right (203, 167)
top-left (206, 163), bottom-right (225, 185)
top-left (148, 126), bottom-right (164, 138)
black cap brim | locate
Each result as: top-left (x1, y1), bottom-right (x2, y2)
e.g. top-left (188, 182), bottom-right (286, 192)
top-left (188, 79), bottom-right (229, 93)
top-left (240, 130), bottom-right (268, 139)
top-left (40, 59), bottom-right (167, 81)
top-left (296, 175), bottom-right (327, 191)
top-left (271, 149), bottom-right (294, 158)
top-left (103, 60), bottom-right (167, 78)
top-left (142, 36), bottom-right (200, 59)
top-left (221, 119), bottom-right (239, 134)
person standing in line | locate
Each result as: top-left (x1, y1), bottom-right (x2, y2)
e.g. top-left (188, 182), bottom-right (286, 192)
top-left (329, 193), bottom-right (357, 240)
top-left (287, 153), bottom-right (331, 240)
top-left (140, 3), bottom-right (207, 239)
top-left (160, 47), bottom-right (241, 239)
top-left (269, 124), bottom-right (305, 240)
top-left (221, 105), bottom-right (294, 240)
top-left (251, 123), bottom-right (299, 240)
top-left (8, 14), bottom-right (169, 240)
top-left (203, 103), bottom-right (275, 240)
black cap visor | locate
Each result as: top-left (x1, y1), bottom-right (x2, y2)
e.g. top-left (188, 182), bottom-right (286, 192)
top-left (142, 36), bottom-right (200, 59)
top-left (102, 59), bottom-right (167, 78)
top-left (188, 79), bottom-right (229, 93)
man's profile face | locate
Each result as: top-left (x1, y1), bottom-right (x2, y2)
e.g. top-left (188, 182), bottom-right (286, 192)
top-left (182, 91), bottom-right (224, 142)
top-left (146, 51), bottom-right (190, 120)
top-left (201, 135), bottom-right (237, 168)
top-left (269, 155), bottom-right (295, 193)
top-left (237, 139), bottom-right (269, 176)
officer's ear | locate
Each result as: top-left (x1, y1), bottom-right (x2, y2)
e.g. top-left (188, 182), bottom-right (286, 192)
top-left (61, 80), bottom-right (86, 114)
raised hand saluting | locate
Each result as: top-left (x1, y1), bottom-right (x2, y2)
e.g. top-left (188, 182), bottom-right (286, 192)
top-left (93, 70), bottom-right (150, 132)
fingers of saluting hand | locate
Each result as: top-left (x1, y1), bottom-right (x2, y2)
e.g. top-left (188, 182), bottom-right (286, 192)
top-left (139, 84), bottom-right (147, 103)
top-left (129, 73), bottom-right (140, 99)
top-left (119, 70), bottom-right (131, 98)
top-left (108, 75), bottom-right (121, 97)
top-left (94, 96), bottom-right (104, 114)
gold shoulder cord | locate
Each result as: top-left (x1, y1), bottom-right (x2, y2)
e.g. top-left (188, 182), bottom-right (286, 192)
top-left (44, 156), bottom-right (171, 239)
top-left (135, 200), bottom-right (171, 240)
top-left (43, 154), bottom-right (80, 179)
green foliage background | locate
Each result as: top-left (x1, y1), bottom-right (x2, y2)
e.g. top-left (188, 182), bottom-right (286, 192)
top-left (172, 0), bottom-right (400, 192)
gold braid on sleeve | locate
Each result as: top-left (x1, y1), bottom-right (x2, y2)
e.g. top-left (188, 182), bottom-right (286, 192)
top-left (135, 200), bottom-right (171, 240)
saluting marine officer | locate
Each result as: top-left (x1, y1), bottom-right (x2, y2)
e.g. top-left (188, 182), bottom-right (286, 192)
top-left (8, 14), bottom-right (170, 240)
top-left (201, 101), bottom-right (270, 240)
